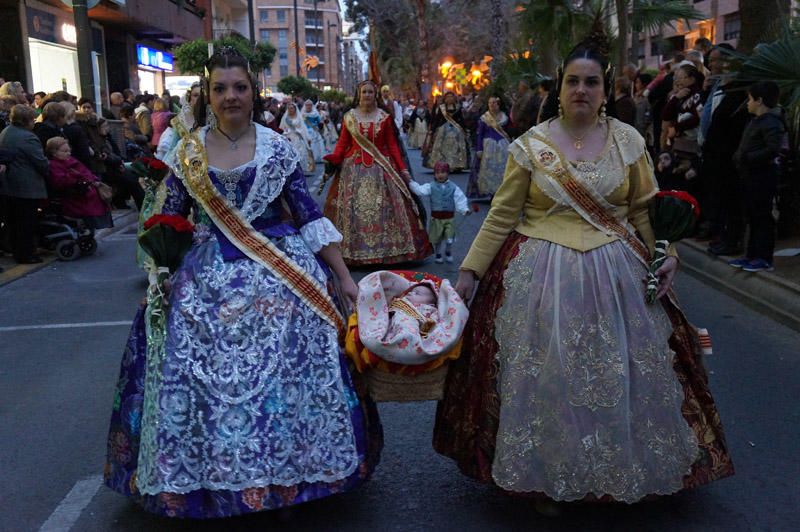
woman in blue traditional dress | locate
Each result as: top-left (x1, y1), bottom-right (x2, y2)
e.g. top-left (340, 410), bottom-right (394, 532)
top-left (302, 100), bottom-right (326, 162)
top-left (467, 96), bottom-right (511, 199)
top-left (104, 47), bottom-right (382, 519)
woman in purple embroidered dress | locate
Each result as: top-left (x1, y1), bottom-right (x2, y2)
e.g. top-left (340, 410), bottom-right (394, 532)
top-left (104, 47), bottom-right (382, 519)
top-left (467, 96), bottom-right (510, 199)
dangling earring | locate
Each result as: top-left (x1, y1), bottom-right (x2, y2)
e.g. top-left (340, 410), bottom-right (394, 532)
top-left (206, 104), bottom-right (218, 129)
top-left (558, 101), bottom-right (564, 119)
top-left (600, 100), bottom-right (607, 120)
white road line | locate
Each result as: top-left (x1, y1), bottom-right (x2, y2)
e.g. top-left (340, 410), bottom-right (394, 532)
top-left (39, 475), bottom-right (102, 532)
top-left (0, 321), bottom-right (131, 333)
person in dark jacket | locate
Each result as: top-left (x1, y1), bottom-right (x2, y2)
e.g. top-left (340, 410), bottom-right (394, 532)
top-left (33, 102), bottom-right (67, 148)
top-left (60, 101), bottom-right (94, 169)
top-left (0, 105), bottom-right (49, 263)
top-left (647, 52), bottom-right (684, 152)
top-left (727, 82), bottom-right (786, 272)
top-left (614, 76), bottom-right (636, 127)
top-left (699, 45), bottom-right (750, 252)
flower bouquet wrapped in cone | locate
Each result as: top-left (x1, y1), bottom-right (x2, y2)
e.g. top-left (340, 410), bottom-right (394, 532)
top-left (138, 214), bottom-right (195, 328)
top-left (133, 157), bottom-right (172, 270)
top-left (646, 190), bottom-right (700, 303)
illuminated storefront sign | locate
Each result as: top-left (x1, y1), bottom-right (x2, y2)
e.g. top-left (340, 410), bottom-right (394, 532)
top-left (137, 45), bottom-right (174, 72)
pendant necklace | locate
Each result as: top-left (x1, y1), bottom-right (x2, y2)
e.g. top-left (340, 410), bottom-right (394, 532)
top-left (564, 121), bottom-right (599, 150)
top-left (216, 125), bottom-right (250, 151)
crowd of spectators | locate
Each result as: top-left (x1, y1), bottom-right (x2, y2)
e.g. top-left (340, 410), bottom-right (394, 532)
top-left (0, 82), bottom-right (177, 269)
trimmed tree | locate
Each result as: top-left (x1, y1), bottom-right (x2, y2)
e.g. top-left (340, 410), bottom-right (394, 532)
top-left (174, 34), bottom-right (276, 75)
top-left (277, 76), bottom-right (320, 99)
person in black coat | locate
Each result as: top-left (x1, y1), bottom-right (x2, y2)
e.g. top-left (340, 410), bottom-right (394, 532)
top-left (699, 45), bottom-right (750, 252)
top-left (60, 101), bottom-right (94, 169)
top-left (33, 102), bottom-right (67, 148)
top-left (0, 105), bottom-right (49, 263)
top-left (727, 82), bottom-right (786, 272)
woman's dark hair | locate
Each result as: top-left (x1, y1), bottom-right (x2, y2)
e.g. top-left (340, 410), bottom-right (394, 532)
top-left (678, 64), bottom-right (704, 89)
top-left (636, 72), bottom-right (653, 87)
top-left (41, 101), bottom-right (67, 122)
top-left (196, 46), bottom-right (267, 128)
top-left (119, 105), bottom-right (135, 120)
top-left (77, 97), bottom-right (94, 109)
top-left (555, 34), bottom-right (617, 119)
top-left (748, 81), bottom-right (780, 108)
top-left (539, 79), bottom-right (554, 92)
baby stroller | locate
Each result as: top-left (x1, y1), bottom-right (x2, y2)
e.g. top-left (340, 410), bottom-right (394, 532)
top-left (37, 199), bottom-right (98, 261)
top-left (345, 270), bottom-right (469, 402)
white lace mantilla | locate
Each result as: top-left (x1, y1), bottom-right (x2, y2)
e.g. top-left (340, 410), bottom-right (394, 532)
top-left (300, 217), bottom-right (343, 253)
top-left (165, 123), bottom-right (303, 222)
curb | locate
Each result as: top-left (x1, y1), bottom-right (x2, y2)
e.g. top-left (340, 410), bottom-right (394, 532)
top-left (678, 240), bottom-right (800, 331)
top-left (0, 209), bottom-right (140, 287)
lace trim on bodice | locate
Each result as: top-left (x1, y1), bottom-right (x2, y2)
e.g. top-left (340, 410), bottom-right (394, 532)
top-left (165, 123), bottom-right (302, 223)
top-left (509, 119), bottom-right (644, 207)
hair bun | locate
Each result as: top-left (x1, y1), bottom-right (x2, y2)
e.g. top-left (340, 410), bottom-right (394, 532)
top-left (570, 20), bottom-right (611, 64)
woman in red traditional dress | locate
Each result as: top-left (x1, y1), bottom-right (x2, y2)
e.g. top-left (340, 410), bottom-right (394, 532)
top-left (323, 80), bottom-right (432, 266)
top-left (433, 36), bottom-right (733, 511)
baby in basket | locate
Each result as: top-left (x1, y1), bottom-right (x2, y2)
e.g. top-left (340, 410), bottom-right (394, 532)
top-left (355, 271), bottom-right (469, 368)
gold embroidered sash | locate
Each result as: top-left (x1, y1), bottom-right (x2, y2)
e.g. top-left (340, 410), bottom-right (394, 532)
top-left (173, 124), bottom-right (344, 333)
top-left (480, 111), bottom-right (511, 143)
top-left (439, 104), bottom-right (466, 137)
top-left (343, 111), bottom-right (413, 203)
top-left (520, 131), bottom-right (652, 267)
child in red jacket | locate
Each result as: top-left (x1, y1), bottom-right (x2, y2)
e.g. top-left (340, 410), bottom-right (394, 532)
top-left (46, 136), bottom-right (112, 229)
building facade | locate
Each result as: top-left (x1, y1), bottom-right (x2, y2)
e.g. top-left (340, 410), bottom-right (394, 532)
top-left (630, 0), bottom-right (796, 69)
top-left (211, 0), bottom-right (249, 40)
top-left (341, 20), bottom-right (364, 96)
top-left (254, 0), bottom-right (342, 90)
top-left (0, 0), bottom-right (206, 105)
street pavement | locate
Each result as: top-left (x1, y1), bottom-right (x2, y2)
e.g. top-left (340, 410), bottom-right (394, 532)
top-left (1, 148), bottom-right (798, 532)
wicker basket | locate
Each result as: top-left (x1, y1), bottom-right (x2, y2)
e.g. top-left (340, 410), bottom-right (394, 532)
top-left (364, 364), bottom-right (449, 402)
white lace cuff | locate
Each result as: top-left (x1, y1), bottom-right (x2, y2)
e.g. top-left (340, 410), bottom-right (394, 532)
top-left (300, 217), bottom-right (343, 253)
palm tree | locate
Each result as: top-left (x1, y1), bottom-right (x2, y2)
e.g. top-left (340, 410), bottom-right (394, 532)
top-left (516, 0), bottom-right (703, 75)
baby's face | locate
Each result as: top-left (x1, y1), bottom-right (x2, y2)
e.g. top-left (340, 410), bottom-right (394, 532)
top-left (405, 285), bottom-right (436, 306)
top-left (658, 153), bottom-right (672, 167)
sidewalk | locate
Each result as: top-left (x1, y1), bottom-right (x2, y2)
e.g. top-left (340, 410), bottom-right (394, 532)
top-left (678, 235), bottom-right (800, 330)
top-left (0, 208), bottom-right (139, 286)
